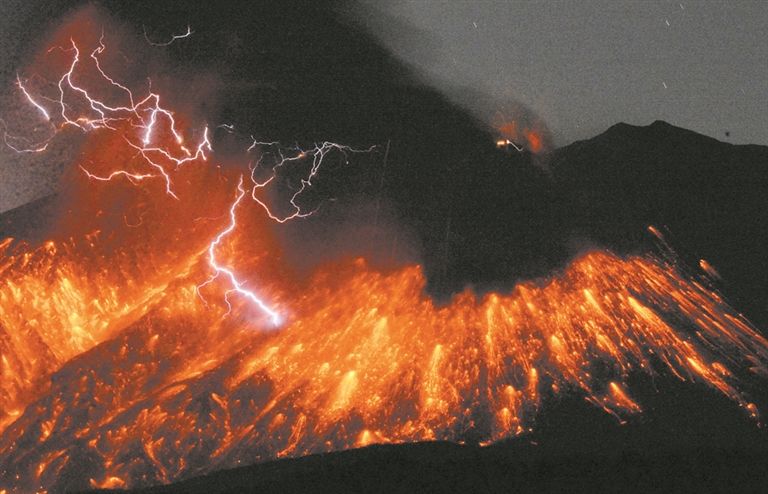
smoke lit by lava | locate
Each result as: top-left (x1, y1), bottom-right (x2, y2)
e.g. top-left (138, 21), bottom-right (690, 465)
top-left (1, 10), bottom-right (767, 493)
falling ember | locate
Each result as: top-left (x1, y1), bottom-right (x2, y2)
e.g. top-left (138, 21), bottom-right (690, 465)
top-left (1, 16), bottom-right (767, 494)
top-left (3, 239), bottom-right (768, 491)
top-left (699, 259), bottom-right (721, 280)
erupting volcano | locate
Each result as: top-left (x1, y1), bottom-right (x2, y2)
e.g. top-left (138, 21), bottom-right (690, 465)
top-left (1, 5), bottom-right (767, 494)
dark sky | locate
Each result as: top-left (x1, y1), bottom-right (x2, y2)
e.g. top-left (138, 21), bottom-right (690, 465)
top-left (0, 0), bottom-right (766, 213)
top-left (359, 0), bottom-right (767, 146)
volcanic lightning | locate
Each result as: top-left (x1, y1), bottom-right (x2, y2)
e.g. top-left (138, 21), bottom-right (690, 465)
top-left (15, 74), bottom-right (50, 122)
top-left (9, 33), bottom-right (212, 198)
top-left (197, 175), bottom-right (283, 326)
top-left (196, 140), bottom-right (379, 323)
top-left (5, 29), bottom-right (370, 333)
top-left (1, 19), bottom-right (767, 494)
top-left (143, 24), bottom-right (193, 47)
top-left (248, 140), bottom-right (377, 222)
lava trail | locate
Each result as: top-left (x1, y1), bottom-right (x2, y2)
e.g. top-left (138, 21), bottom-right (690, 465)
top-left (1, 239), bottom-right (767, 492)
top-left (1, 13), bottom-right (767, 494)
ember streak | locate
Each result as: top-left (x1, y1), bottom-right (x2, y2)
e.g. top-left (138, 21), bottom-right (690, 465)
top-left (0, 25), bottom-right (767, 494)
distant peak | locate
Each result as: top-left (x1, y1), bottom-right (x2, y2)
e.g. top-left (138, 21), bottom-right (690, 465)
top-left (596, 120), bottom-right (720, 146)
top-left (649, 119), bottom-right (673, 128)
top-left (606, 122), bottom-right (636, 131)
top-left (605, 120), bottom-right (674, 133)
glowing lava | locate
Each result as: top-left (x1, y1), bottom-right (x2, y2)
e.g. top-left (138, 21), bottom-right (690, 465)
top-left (1, 17), bottom-right (767, 494)
top-left (1, 237), bottom-right (767, 492)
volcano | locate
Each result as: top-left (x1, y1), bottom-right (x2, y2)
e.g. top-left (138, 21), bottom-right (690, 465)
top-left (1, 2), bottom-right (768, 494)
top-left (2, 116), bottom-right (767, 493)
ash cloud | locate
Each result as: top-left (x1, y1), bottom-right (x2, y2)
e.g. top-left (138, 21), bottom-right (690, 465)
top-left (347, 1), bottom-right (556, 157)
top-left (0, 4), bottom-right (224, 215)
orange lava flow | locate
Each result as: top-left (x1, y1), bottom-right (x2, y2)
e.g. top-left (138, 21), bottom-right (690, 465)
top-left (1, 18), bottom-right (768, 493)
top-left (1, 226), bottom-right (767, 491)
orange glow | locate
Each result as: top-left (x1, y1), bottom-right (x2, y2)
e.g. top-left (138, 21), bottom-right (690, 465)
top-left (699, 259), bottom-right (721, 280)
top-left (493, 111), bottom-right (549, 153)
top-left (495, 122), bottom-right (544, 153)
top-left (499, 122), bottom-right (518, 140)
top-left (524, 130), bottom-right (543, 153)
top-left (3, 230), bottom-right (768, 491)
top-left (90, 476), bottom-right (126, 489)
top-left (1, 17), bottom-right (767, 493)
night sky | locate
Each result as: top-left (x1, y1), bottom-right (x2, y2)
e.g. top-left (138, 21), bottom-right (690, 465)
top-left (0, 0), bottom-right (766, 212)
top-left (359, 0), bottom-right (767, 146)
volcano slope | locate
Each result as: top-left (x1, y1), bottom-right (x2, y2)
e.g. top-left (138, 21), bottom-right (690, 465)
top-left (1, 1), bottom-right (767, 493)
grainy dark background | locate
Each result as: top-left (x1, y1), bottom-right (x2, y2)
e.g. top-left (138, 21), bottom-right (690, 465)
top-left (360, 0), bottom-right (768, 146)
top-left (2, 0), bottom-right (766, 213)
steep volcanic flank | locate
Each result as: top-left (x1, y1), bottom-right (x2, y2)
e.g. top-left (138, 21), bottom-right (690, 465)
top-left (2, 223), bottom-right (768, 491)
top-left (550, 121), bottom-right (768, 326)
top-left (1, 5), bottom-right (768, 494)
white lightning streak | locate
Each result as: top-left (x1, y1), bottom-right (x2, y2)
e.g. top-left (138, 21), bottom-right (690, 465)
top-left (197, 176), bottom-right (282, 326)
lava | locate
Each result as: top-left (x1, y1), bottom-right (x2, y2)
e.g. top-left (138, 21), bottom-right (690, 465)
top-left (1, 15), bottom-right (767, 494)
top-left (492, 107), bottom-right (550, 154)
top-left (2, 237), bottom-right (767, 492)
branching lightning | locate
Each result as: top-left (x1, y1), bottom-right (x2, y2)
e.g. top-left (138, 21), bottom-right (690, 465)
top-left (6, 32), bottom-right (375, 327)
top-left (249, 140), bottom-right (377, 222)
top-left (195, 140), bottom-right (377, 325)
top-left (7, 34), bottom-right (212, 198)
top-left (196, 175), bottom-right (282, 326)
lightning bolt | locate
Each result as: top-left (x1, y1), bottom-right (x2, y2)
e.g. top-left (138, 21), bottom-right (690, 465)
top-left (6, 33), bottom-right (376, 328)
top-left (143, 25), bottom-right (193, 47)
top-left (1, 123), bottom-right (52, 153)
top-left (249, 140), bottom-right (377, 222)
top-left (196, 175), bottom-right (283, 326)
top-left (79, 165), bottom-right (154, 184)
top-left (196, 140), bottom-right (376, 325)
top-left (5, 76), bottom-right (56, 153)
top-left (6, 34), bottom-right (211, 198)
top-left (15, 73), bottom-right (50, 121)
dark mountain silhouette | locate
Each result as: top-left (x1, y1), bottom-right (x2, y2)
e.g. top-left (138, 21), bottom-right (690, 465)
top-left (84, 444), bottom-right (768, 494)
top-left (11, 1), bottom-right (765, 315)
top-left (550, 120), bottom-right (768, 326)
top-left (2, 2), bottom-right (767, 493)
top-left (3, 0), bottom-right (567, 296)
